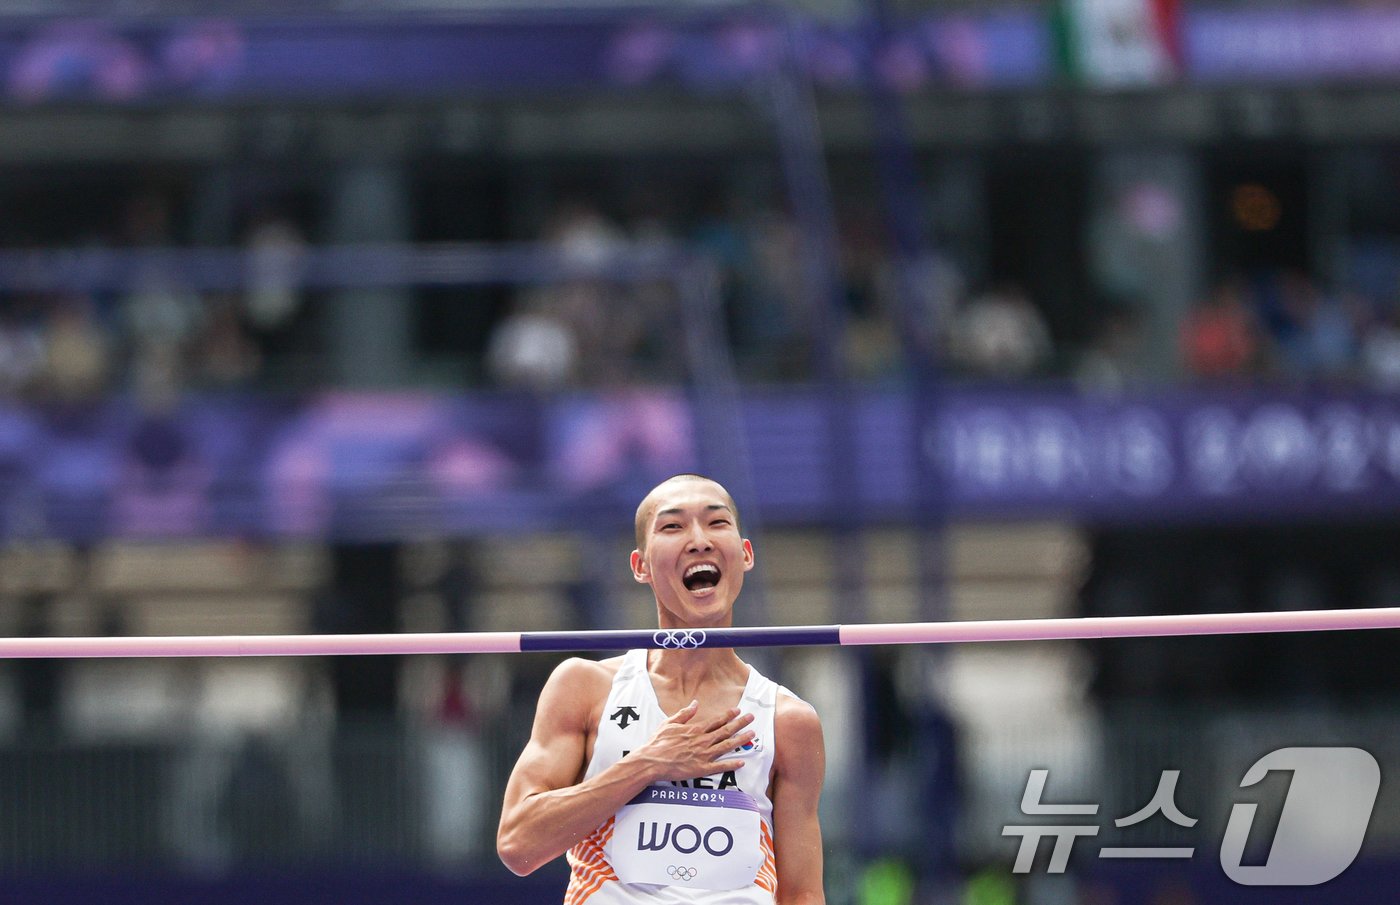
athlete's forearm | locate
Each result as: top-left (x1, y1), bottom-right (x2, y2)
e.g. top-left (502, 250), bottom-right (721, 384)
top-left (497, 753), bottom-right (665, 875)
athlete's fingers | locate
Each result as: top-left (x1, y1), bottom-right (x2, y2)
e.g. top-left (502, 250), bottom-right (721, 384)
top-left (710, 711), bottom-right (754, 741)
top-left (710, 729), bottom-right (756, 755)
top-left (668, 700), bottom-right (700, 724)
top-left (706, 709), bottom-right (749, 737)
top-left (700, 707), bottom-right (742, 733)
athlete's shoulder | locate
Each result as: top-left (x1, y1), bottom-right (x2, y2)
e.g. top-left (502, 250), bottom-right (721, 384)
top-left (774, 691), bottom-right (821, 733)
top-left (544, 655), bottom-right (625, 692)
top-left (772, 693), bottom-right (823, 782)
top-left (537, 656), bottom-right (625, 715)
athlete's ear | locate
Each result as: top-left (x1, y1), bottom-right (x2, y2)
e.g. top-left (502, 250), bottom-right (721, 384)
top-left (741, 538), bottom-right (754, 572)
top-left (631, 549), bottom-right (650, 583)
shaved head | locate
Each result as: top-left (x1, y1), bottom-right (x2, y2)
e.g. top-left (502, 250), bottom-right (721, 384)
top-left (634, 473), bottom-right (741, 553)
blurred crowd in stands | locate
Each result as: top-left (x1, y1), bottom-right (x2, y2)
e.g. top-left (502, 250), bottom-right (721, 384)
top-left (4, 181), bottom-right (1400, 397)
top-left (1176, 270), bottom-right (1400, 389)
top-left (0, 191), bottom-right (305, 403)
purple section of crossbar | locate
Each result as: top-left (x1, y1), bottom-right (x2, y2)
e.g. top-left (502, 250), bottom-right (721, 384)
top-left (837, 607), bottom-right (1400, 646)
top-left (521, 626), bottom-right (840, 652)
top-left (626, 786), bottom-right (760, 812)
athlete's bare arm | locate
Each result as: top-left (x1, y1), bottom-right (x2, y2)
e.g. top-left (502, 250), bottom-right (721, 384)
top-left (771, 695), bottom-right (826, 904)
top-left (497, 657), bottom-right (757, 876)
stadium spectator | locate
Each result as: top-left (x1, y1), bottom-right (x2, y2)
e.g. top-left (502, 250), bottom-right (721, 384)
top-left (745, 207), bottom-right (812, 378)
top-left (839, 206), bottom-right (907, 381)
top-left (872, 249), bottom-right (964, 373)
top-left (689, 191), bottom-right (809, 378)
top-left (845, 312), bottom-right (902, 382)
top-left (421, 655), bottom-right (487, 864)
top-left (1075, 305), bottom-right (1144, 393)
top-left (684, 197), bottom-right (811, 380)
top-left (609, 209), bottom-right (683, 384)
top-left (193, 294), bottom-right (262, 389)
top-left (1179, 277), bottom-right (1260, 379)
top-left (243, 208), bottom-right (308, 378)
top-left (948, 281), bottom-right (1053, 377)
top-left (41, 294), bottom-right (110, 402)
top-left (0, 303), bottom-right (46, 399)
top-left (119, 192), bottom-right (203, 385)
top-left (539, 200), bottom-right (624, 384)
top-left (547, 198), bottom-right (627, 270)
top-left (487, 291), bottom-right (579, 389)
top-left (1360, 305), bottom-right (1400, 389)
top-left (1273, 273), bottom-right (1358, 380)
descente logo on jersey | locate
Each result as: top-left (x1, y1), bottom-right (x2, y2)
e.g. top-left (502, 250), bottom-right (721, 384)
top-left (610, 706), bottom-right (641, 729)
top-left (638, 822), bottom-right (735, 857)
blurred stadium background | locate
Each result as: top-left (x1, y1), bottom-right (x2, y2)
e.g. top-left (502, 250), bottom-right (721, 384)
top-left (0, 0), bottom-right (1398, 902)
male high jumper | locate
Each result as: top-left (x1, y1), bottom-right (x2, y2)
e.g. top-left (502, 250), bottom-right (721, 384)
top-left (499, 473), bottom-right (826, 904)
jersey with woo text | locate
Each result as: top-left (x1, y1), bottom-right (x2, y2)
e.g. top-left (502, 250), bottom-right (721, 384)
top-left (565, 649), bottom-right (793, 905)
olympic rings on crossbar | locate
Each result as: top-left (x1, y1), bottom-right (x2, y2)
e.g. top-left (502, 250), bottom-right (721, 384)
top-left (653, 629), bottom-right (708, 649)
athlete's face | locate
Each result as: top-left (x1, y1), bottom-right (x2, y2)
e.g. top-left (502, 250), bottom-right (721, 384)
top-left (630, 480), bottom-right (754, 629)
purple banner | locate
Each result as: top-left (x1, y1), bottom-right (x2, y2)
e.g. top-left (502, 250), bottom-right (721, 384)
top-left (0, 386), bottom-right (1397, 542)
top-left (928, 388), bottom-right (1400, 521)
top-left (1186, 7), bottom-right (1400, 82)
top-left (0, 869), bottom-right (567, 905)
top-left (5, 6), bottom-right (1400, 104)
top-left (0, 12), bottom-right (1048, 105)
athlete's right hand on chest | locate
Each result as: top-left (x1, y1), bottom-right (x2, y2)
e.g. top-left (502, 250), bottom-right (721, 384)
top-left (638, 701), bottom-right (756, 780)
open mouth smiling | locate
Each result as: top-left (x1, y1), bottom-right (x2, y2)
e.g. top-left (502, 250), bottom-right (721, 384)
top-left (682, 563), bottom-right (722, 592)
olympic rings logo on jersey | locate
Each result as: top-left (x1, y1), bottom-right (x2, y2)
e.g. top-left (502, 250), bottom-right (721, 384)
top-left (653, 629), bottom-right (707, 649)
top-left (667, 865), bottom-right (699, 882)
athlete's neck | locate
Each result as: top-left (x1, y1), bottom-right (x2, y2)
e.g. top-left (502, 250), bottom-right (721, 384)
top-left (647, 647), bottom-right (748, 696)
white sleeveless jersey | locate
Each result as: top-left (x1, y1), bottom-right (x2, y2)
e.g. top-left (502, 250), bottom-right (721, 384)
top-left (565, 649), bottom-right (790, 905)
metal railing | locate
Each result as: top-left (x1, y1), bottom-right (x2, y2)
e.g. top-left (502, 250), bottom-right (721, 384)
top-left (0, 718), bottom-right (523, 872)
top-left (2, 704), bottom-right (1397, 874)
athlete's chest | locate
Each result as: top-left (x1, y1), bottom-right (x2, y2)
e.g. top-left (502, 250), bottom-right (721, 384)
top-left (595, 688), bottom-right (748, 749)
top-left (590, 659), bottom-right (751, 748)
top-left (587, 656), bottom-right (775, 792)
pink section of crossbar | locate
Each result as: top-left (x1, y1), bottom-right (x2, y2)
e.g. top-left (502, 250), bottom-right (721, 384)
top-left (838, 606), bottom-right (1400, 646)
top-left (0, 631), bottom-right (523, 659)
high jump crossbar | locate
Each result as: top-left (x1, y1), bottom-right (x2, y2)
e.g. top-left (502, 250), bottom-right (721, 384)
top-left (2, 607), bottom-right (1399, 658)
